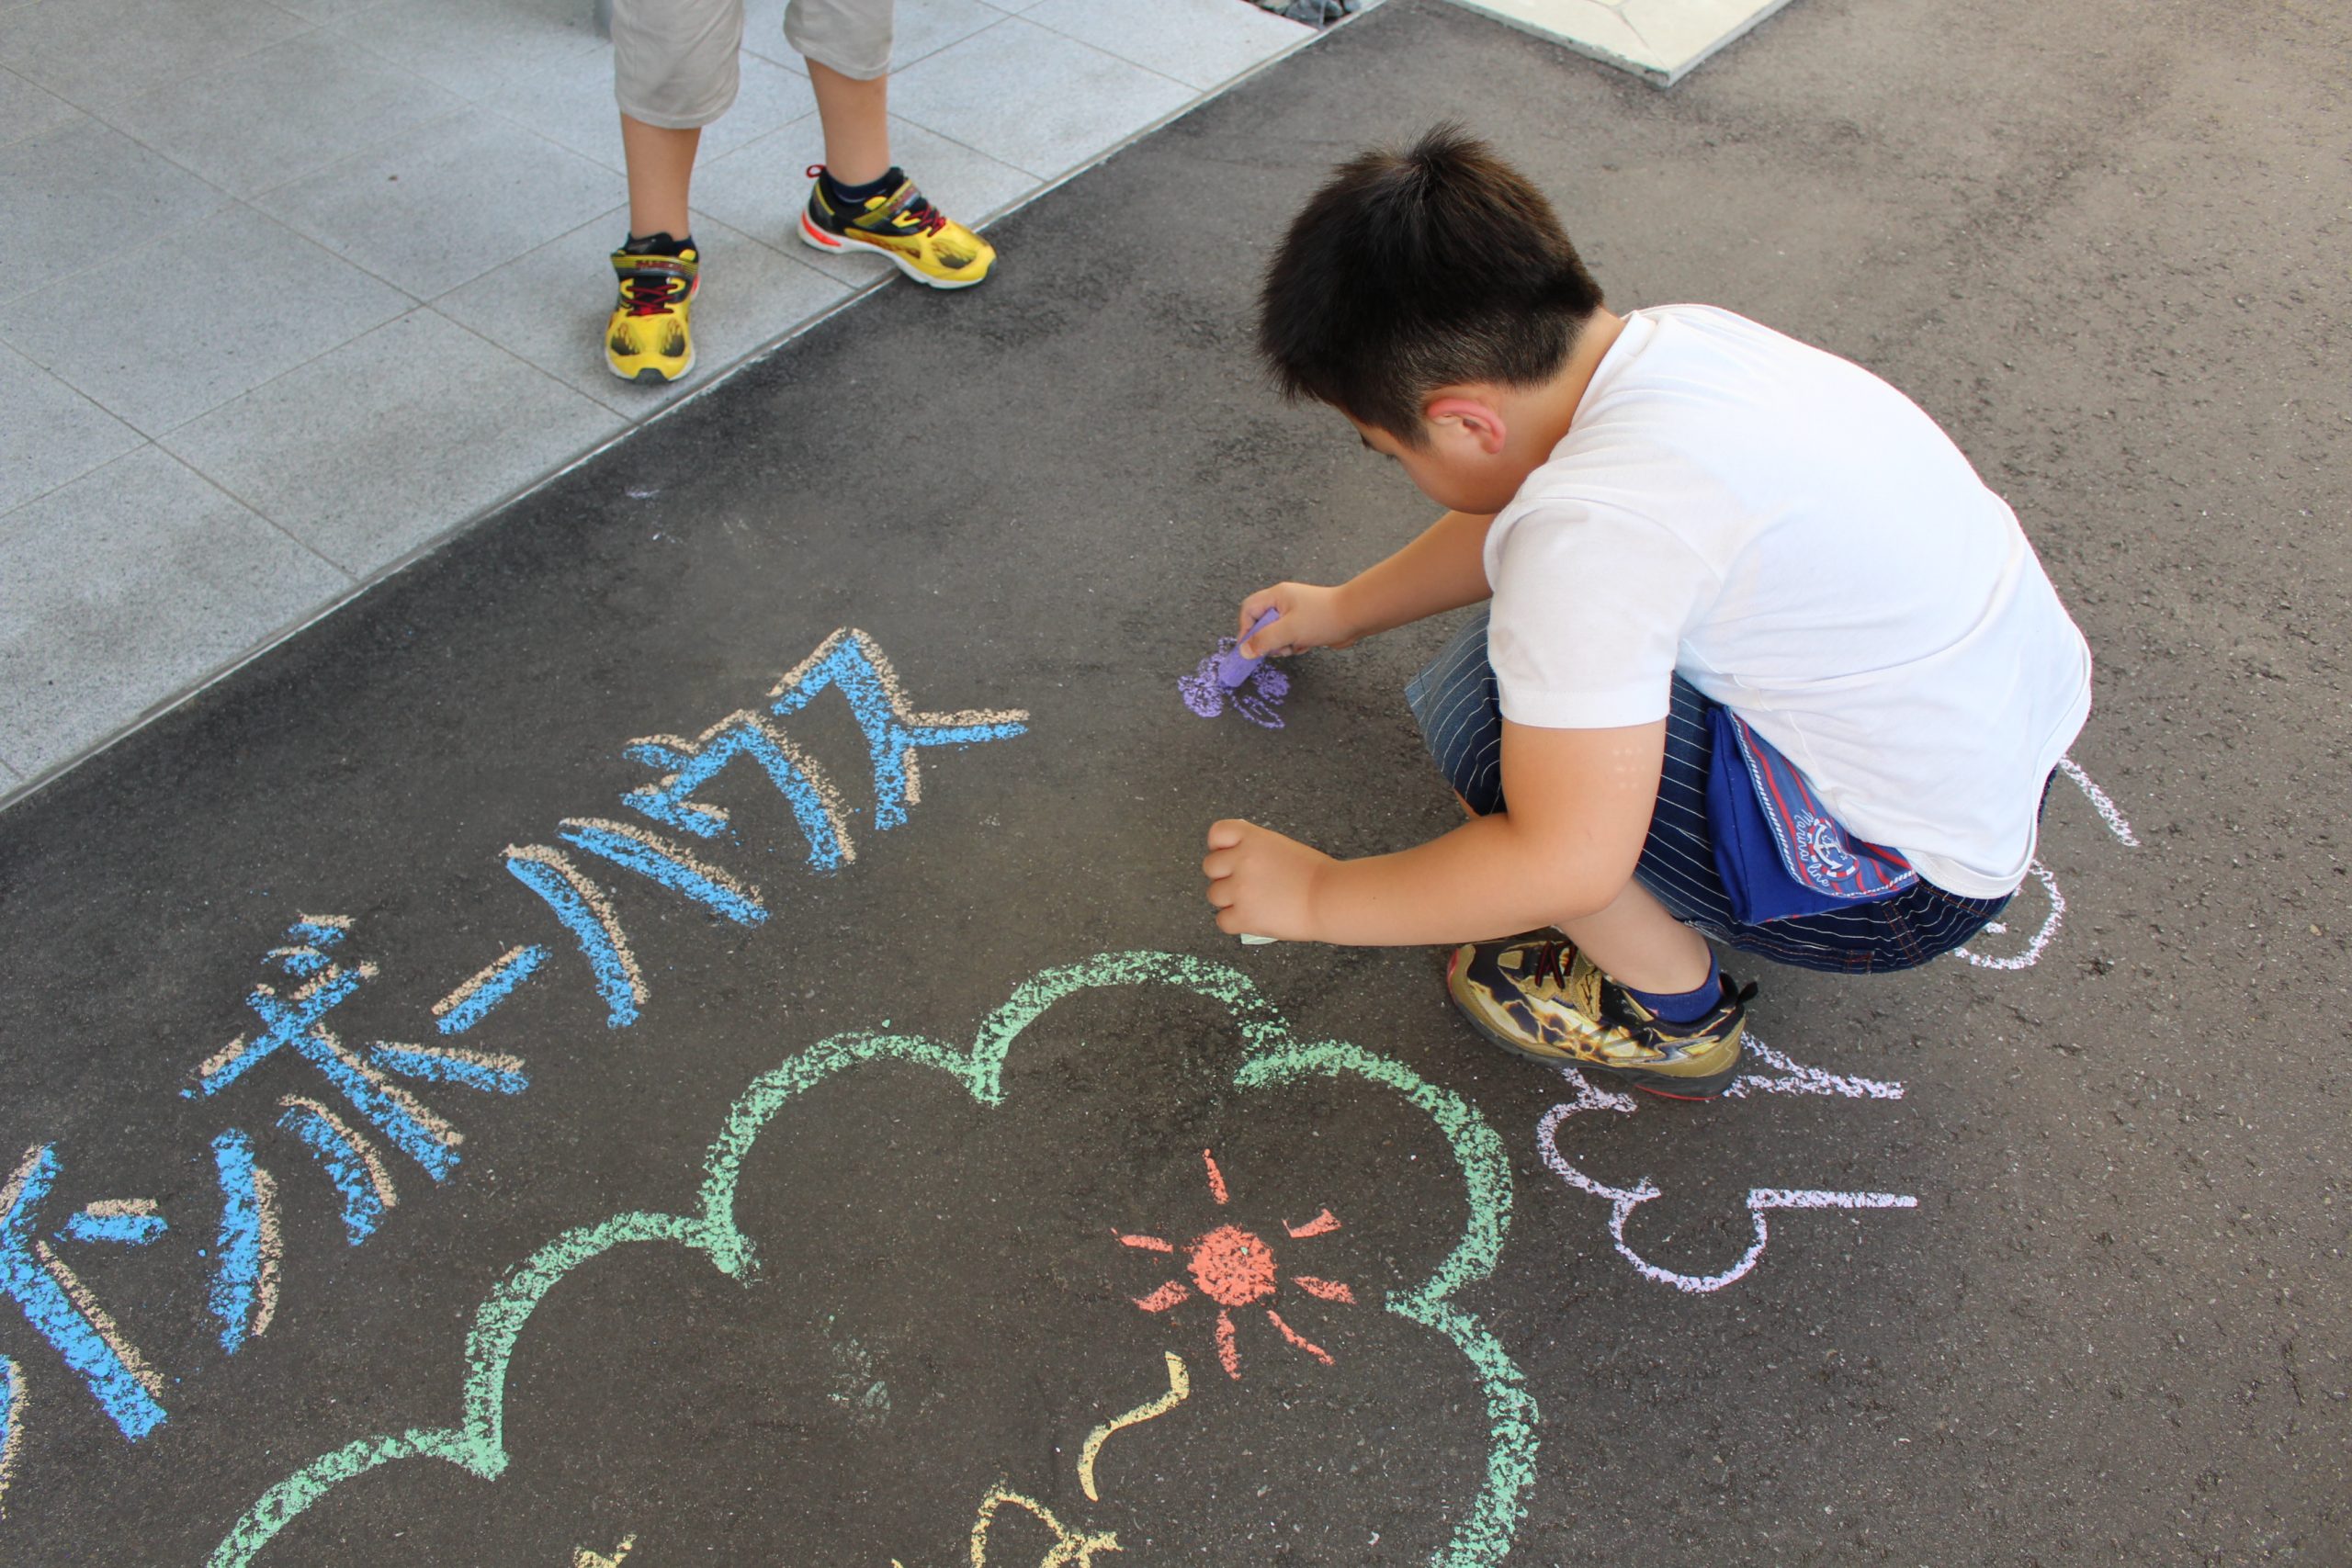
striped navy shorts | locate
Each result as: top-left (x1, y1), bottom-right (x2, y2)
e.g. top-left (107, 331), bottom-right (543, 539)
top-left (1404, 606), bottom-right (2018, 974)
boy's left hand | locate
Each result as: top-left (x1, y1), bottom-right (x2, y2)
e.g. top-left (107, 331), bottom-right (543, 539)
top-left (1202, 820), bottom-right (1333, 942)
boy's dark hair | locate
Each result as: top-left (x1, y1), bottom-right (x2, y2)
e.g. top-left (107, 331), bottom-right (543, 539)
top-left (1257, 124), bottom-right (1603, 445)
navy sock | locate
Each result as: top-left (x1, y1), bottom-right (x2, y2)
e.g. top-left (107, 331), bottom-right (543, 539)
top-left (820, 165), bottom-right (900, 205)
top-left (623, 231), bottom-right (694, 257)
top-left (1625, 954), bottom-right (1722, 1026)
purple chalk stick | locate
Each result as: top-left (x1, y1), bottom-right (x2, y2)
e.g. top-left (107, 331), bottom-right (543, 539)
top-left (1216, 608), bottom-right (1283, 688)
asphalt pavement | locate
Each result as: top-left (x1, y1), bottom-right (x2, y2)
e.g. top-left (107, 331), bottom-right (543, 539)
top-left (0, 1), bottom-right (2345, 1562)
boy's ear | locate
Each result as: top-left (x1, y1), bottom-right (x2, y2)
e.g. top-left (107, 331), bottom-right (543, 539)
top-left (1425, 393), bottom-right (1510, 456)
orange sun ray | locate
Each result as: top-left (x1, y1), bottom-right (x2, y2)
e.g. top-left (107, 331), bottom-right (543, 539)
top-left (1265, 1309), bottom-right (1333, 1365)
top-left (1202, 1149), bottom-right (1229, 1206)
top-left (1120, 1147), bottom-right (1356, 1381)
top-left (1133, 1280), bottom-right (1190, 1313)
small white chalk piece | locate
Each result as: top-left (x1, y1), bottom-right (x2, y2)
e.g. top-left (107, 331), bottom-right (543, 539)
top-left (1238, 933), bottom-right (1278, 945)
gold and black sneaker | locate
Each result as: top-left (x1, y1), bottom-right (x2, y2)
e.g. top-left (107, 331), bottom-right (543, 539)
top-left (605, 238), bottom-right (698, 384)
top-left (1445, 937), bottom-right (1754, 1099)
top-left (798, 164), bottom-right (994, 289)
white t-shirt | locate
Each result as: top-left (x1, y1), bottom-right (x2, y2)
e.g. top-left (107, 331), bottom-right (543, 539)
top-left (1483, 304), bottom-right (2092, 899)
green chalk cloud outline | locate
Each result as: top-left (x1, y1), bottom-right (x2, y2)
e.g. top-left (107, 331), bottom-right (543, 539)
top-left (208, 952), bottom-right (1537, 1568)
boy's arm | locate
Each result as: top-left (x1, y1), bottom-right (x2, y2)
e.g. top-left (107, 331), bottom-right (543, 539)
top-left (1203, 716), bottom-right (1664, 945)
top-left (1240, 510), bottom-right (1496, 655)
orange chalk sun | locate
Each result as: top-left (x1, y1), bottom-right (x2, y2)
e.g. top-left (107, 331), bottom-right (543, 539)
top-left (1119, 1148), bottom-right (1356, 1380)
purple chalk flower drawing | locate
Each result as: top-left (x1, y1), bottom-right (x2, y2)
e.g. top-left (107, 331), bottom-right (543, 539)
top-left (1179, 640), bottom-right (1290, 728)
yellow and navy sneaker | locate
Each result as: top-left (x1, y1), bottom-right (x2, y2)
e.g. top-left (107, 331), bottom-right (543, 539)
top-left (605, 240), bottom-right (698, 384)
top-left (1446, 937), bottom-right (1755, 1099)
top-left (798, 164), bottom-right (994, 289)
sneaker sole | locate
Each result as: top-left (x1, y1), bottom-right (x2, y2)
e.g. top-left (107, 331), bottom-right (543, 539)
top-left (1444, 951), bottom-right (1746, 1100)
top-left (799, 212), bottom-right (989, 289)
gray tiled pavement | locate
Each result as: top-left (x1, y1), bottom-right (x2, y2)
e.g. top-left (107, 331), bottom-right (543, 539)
top-left (0, 446), bottom-right (348, 777)
top-left (0, 0), bottom-right (1323, 809)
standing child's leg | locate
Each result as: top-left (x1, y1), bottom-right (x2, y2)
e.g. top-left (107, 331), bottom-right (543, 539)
top-left (789, 0), bottom-right (997, 288)
top-left (606, 0), bottom-right (741, 382)
top-left (622, 117), bottom-right (700, 242)
top-left (806, 62), bottom-right (890, 185)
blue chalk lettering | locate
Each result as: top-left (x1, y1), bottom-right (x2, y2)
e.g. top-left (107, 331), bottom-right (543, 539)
top-left (198, 966), bottom-right (369, 1097)
top-left (1, 1354), bottom-right (19, 1478)
top-left (435, 945), bottom-right (547, 1035)
top-left (504, 852), bottom-right (640, 1029)
top-left (767, 629), bottom-right (1026, 831)
top-left (624, 715), bottom-right (853, 870)
top-left (209, 1133), bottom-right (263, 1354)
top-left (61, 1209), bottom-right (166, 1247)
top-left (371, 1043), bottom-right (528, 1096)
top-left (200, 953), bottom-right (459, 1181)
top-left (0, 1145), bottom-right (166, 1440)
top-left (277, 1107), bottom-right (388, 1247)
top-left (557, 821), bottom-right (768, 925)
top-left (288, 919), bottom-right (348, 950)
top-left (295, 1036), bottom-right (456, 1181)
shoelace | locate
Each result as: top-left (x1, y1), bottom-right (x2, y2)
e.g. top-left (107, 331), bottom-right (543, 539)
top-left (621, 273), bottom-right (681, 317)
top-left (893, 193), bottom-right (950, 236)
top-left (1525, 939), bottom-right (1576, 988)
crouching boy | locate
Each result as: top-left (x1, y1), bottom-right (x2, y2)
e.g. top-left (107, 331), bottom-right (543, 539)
top-left (1200, 127), bottom-right (2091, 1099)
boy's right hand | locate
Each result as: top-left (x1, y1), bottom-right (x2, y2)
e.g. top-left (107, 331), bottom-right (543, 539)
top-left (1237, 582), bottom-right (1360, 660)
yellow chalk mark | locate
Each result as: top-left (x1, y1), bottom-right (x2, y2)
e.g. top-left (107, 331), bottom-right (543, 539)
top-left (1, 1356), bottom-right (24, 1522)
top-left (572, 1533), bottom-right (635, 1567)
top-left (279, 1095), bottom-right (402, 1212)
top-left (1078, 1352), bottom-right (1190, 1503)
top-left (970, 1487), bottom-right (1119, 1567)
top-left (250, 1167), bottom-right (281, 1338)
top-left (33, 1240), bottom-right (166, 1399)
top-left (435, 944), bottom-right (538, 1019)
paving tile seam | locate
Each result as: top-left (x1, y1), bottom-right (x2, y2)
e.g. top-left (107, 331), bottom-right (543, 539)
top-left (0, 416), bottom-right (596, 795)
top-left (0, 265), bottom-right (406, 446)
top-left (150, 446), bottom-right (360, 591)
top-left (891, 17), bottom-right (1302, 184)
top-left (886, 7), bottom-right (1012, 73)
top-left (0, 146), bottom-right (234, 311)
top-left (2, 93), bottom-right (664, 450)
top-left (141, 304), bottom-right (618, 582)
top-left (0, 6), bottom-right (1340, 812)
top-left (0, 442), bottom-right (362, 780)
top-left (0, 80), bottom-right (474, 229)
top-left (0, 12), bottom-right (329, 110)
top-left (3, 220), bottom-right (435, 444)
top-left (0, 264), bottom-right (876, 796)
top-left (166, 102), bottom-right (481, 206)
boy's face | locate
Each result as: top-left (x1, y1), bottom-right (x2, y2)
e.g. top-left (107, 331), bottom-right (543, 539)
top-left (1350, 408), bottom-right (1531, 516)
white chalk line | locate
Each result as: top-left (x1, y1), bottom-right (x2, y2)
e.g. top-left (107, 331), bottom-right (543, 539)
top-left (1537, 760), bottom-right (2136, 1287)
top-left (1536, 1033), bottom-right (1915, 1294)
top-left (2056, 755), bottom-right (2140, 847)
top-left (1952, 859), bottom-right (2067, 971)
top-left (1727, 1032), bottom-right (1905, 1101)
top-left (1951, 756), bottom-right (2137, 971)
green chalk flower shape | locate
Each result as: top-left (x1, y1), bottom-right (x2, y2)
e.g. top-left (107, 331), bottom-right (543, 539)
top-left (209, 952), bottom-right (1537, 1568)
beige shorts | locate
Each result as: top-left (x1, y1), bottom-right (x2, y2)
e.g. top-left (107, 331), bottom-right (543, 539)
top-left (613, 0), bottom-right (894, 130)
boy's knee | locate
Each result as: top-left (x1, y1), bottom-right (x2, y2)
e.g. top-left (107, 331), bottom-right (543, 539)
top-left (613, 0), bottom-right (745, 128)
top-left (785, 0), bottom-right (895, 80)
